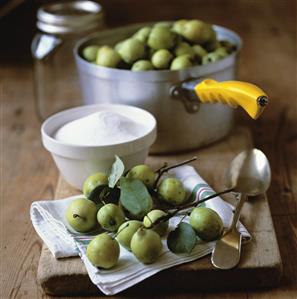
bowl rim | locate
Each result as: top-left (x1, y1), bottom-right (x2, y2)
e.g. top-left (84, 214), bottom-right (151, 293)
top-left (41, 104), bottom-right (157, 159)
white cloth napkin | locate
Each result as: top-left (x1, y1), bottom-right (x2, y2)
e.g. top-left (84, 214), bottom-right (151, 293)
top-left (31, 166), bottom-right (251, 295)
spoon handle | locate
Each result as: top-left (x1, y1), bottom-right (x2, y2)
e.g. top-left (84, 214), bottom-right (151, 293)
top-left (230, 193), bottom-right (247, 230)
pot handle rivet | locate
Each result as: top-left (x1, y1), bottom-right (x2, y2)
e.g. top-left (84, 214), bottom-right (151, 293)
top-left (170, 85), bottom-right (201, 114)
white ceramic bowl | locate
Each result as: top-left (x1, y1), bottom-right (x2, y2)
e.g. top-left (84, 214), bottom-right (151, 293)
top-left (41, 104), bottom-right (157, 190)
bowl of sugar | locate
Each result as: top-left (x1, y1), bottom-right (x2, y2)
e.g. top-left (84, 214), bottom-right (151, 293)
top-left (41, 104), bottom-right (157, 189)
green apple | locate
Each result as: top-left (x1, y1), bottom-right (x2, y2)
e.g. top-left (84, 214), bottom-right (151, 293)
top-left (148, 26), bottom-right (176, 50)
top-left (189, 207), bottom-right (224, 241)
top-left (202, 52), bottom-right (222, 65)
top-left (65, 198), bottom-right (97, 233)
top-left (133, 26), bottom-right (151, 43)
top-left (170, 54), bottom-right (193, 70)
top-left (182, 20), bottom-right (215, 44)
top-left (82, 45), bottom-right (100, 62)
top-left (116, 220), bottom-right (142, 250)
top-left (174, 42), bottom-right (195, 58)
top-left (96, 46), bottom-right (121, 68)
top-left (143, 209), bottom-right (168, 236)
top-left (172, 19), bottom-right (187, 35)
top-left (117, 38), bottom-right (146, 64)
top-left (83, 172), bottom-right (108, 199)
top-left (131, 228), bottom-right (162, 264)
top-left (192, 44), bottom-right (208, 59)
top-left (86, 233), bottom-right (120, 269)
top-left (158, 177), bottom-right (187, 205)
top-left (126, 164), bottom-right (156, 188)
top-left (97, 203), bottom-right (125, 232)
top-left (131, 60), bottom-right (154, 71)
top-left (151, 49), bottom-right (173, 69)
top-left (215, 47), bottom-right (228, 58)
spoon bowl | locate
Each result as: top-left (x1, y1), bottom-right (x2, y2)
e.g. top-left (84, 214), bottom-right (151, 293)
top-left (225, 149), bottom-right (271, 196)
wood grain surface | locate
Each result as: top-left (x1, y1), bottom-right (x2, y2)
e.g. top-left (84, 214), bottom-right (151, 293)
top-left (1, 0), bottom-right (296, 298)
top-left (37, 127), bottom-right (282, 296)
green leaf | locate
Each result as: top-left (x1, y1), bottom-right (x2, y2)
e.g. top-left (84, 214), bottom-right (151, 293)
top-left (108, 155), bottom-right (125, 188)
top-left (119, 177), bottom-right (152, 216)
top-left (167, 222), bottom-right (197, 254)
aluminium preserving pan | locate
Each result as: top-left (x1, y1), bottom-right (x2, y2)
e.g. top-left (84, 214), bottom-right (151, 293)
top-left (74, 23), bottom-right (268, 153)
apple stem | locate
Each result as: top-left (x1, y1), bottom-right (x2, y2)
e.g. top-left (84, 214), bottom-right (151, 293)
top-left (145, 214), bottom-right (154, 228)
top-left (151, 187), bottom-right (234, 227)
top-left (113, 222), bottom-right (130, 238)
top-left (196, 188), bottom-right (234, 205)
top-left (154, 162), bottom-right (168, 174)
top-left (153, 156), bottom-right (198, 189)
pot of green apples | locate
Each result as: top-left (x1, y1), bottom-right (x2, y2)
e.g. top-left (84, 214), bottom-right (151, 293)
top-left (74, 19), bottom-right (268, 153)
top-left (65, 156), bottom-right (228, 268)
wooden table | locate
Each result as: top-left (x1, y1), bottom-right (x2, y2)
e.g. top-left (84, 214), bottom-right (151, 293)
top-left (1, 0), bottom-right (296, 298)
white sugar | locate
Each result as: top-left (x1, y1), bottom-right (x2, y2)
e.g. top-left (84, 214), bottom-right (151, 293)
top-left (55, 110), bottom-right (145, 146)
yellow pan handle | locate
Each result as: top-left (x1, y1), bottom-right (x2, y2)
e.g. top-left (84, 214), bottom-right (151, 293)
top-left (194, 79), bottom-right (269, 119)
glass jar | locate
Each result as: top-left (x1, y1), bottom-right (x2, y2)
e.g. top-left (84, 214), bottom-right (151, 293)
top-left (31, 1), bottom-right (104, 121)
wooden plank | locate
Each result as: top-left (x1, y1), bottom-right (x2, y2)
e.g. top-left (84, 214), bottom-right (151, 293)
top-left (37, 127), bottom-right (282, 296)
top-left (0, 66), bottom-right (59, 299)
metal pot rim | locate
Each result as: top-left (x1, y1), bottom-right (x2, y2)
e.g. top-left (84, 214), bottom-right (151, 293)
top-left (74, 22), bottom-right (242, 82)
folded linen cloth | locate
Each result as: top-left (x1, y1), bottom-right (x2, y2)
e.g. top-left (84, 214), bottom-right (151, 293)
top-left (31, 165), bottom-right (251, 295)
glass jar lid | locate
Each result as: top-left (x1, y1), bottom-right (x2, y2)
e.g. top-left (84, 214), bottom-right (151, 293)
top-left (37, 1), bottom-right (104, 34)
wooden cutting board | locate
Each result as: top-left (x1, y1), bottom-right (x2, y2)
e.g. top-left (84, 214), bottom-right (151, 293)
top-left (37, 127), bottom-right (282, 296)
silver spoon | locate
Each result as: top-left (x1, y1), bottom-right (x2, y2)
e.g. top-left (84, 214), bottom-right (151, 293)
top-left (211, 149), bottom-right (271, 269)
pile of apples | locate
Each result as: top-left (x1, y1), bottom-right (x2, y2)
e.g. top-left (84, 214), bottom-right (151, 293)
top-left (81, 19), bottom-right (237, 71)
top-left (65, 162), bottom-right (223, 269)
